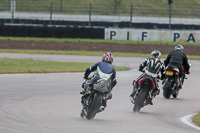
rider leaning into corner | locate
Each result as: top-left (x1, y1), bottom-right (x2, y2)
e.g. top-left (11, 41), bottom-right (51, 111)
top-left (80, 52), bottom-right (117, 111)
top-left (130, 50), bottom-right (165, 105)
top-left (164, 45), bottom-right (190, 88)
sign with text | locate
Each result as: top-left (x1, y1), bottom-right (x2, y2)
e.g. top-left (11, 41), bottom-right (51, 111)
top-left (105, 28), bottom-right (200, 43)
top-left (11, 1), bottom-right (16, 13)
top-left (11, 1), bottom-right (16, 19)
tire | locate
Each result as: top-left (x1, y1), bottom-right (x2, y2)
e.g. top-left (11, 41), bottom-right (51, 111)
top-left (163, 79), bottom-right (172, 99)
top-left (133, 90), bottom-right (148, 112)
top-left (86, 93), bottom-right (103, 120)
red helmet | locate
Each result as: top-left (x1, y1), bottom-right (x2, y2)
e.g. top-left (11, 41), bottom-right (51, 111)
top-left (102, 52), bottom-right (113, 64)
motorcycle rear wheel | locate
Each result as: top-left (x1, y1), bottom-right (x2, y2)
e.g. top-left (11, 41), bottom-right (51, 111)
top-left (86, 93), bottom-right (103, 120)
top-left (133, 90), bottom-right (148, 112)
top-left (163, 79), bottom-right (172, 99)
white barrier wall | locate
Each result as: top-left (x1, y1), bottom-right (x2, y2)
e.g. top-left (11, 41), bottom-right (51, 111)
top-left (105, 28), bottom-right (200, 43)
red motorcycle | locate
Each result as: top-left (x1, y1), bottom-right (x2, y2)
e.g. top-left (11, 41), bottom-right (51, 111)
top-left (133, 73), bottom-right (157, 112)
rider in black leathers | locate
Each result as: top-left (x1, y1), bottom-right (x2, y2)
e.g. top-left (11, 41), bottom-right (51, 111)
top-left (130, 50), bottom-right (165, 105)
top-left (164, 45), bottom-right (190, 88)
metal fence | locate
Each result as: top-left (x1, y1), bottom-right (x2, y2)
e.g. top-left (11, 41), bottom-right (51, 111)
top-left (0, 0), bottom-right (200, 25)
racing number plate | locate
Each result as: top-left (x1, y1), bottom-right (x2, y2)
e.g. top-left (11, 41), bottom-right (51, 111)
top-left (166, 71), bottom-right (173, 76)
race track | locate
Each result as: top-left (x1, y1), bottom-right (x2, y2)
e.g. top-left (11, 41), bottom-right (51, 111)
top-left (0, 53), bottom-right (200, 133)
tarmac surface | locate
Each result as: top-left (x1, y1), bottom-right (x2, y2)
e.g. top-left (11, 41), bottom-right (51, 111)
top-left (0, 53), bottom-right (200, 133)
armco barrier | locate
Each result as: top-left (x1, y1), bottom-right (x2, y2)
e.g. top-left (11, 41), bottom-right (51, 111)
top-left (0, 24), bottom-right (104, 39)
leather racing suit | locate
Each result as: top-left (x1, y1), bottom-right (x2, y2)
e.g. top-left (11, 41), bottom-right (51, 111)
top-left (81, 61), bottom-right (117, 107)
top-left (164, 50), bottom-right (190, 87)
top-left (131, 57), bottom-right (165, 99)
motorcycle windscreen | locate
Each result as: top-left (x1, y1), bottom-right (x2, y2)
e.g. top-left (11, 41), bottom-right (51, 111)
top-left (138, 78), bottom-right (155, 90)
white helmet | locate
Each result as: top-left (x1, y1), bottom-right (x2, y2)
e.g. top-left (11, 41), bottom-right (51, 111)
top-left (151, 50), bottom-right (161, 59)
top-left (175, 45), bottom-right (184, 52)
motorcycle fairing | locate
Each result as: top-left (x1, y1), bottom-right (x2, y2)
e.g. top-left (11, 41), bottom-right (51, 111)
top-left (93, 79), bottom-right (110, 93)
top-left (138, 77), bottom-right (155, 90)
top-left (165, 65), bottom-right (180, 76)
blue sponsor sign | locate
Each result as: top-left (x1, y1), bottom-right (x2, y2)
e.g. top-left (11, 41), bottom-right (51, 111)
top-left (105, 28), bottom-right (199, 43)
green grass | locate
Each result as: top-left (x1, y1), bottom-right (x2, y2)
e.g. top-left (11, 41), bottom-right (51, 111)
top-left (0, 49), bottom-right (150, 56)
top-left (192, 113), bottom-right (200, 127)
top-left (0, 58), bottom-right (129, 74)
top-left (1, 37), bottom-right (200, 46)
top-left (1, 0), bottom-right (200, 17)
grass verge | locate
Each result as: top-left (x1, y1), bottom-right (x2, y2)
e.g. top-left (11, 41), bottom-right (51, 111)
top-left (0, 49), bottom-right (200, 60)
top-left (192, 113), bottom-right (200, 127)
top-left (1, 37), bottom-right (200, 46)
top-left (0, 49), bottom-right (150, 57)
top-left (0, 58), bottom-right (129, 74)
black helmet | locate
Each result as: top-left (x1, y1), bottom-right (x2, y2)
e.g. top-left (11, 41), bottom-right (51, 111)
top-left (175, 45), bottom-right (184, 52)
top-left (151, 50), bottom-right (161, 59)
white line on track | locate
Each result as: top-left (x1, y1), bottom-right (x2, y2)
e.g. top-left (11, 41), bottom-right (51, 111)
top-left (180, 114), bottom-right (200, 131)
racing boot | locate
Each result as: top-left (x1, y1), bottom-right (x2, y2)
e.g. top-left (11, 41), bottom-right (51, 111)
top-left (151, 88), bottom-right (160, 98)
top-left (99, 106), bottom-right (105, 112)
top-left (179, 83), bottom-right (182, 89)
top-left (147, 98), bottom-right (153, 105)
top-left (179, 75), bottom-right (185, 89)
top-left (80, 90), bottom-right (85, 95)
top-left (130, 80), bottom-right (138, 103)
top-left (98, 100), bottom-right (107, 112)
top-left (80, 82), bottom-right (87, 94)
top-left (105, 92), bottom-right (112, 100)
top-left (80, 82), bottom-right (92, 95)
top-left (98, 93), bottom-right (112, 112)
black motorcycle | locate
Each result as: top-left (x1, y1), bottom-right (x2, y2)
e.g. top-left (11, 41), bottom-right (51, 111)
top-left (80, 73), bottom-right (111, 120)
top-left (132, 73), bottom-right (158, 112)
top-left (162, 65), bottom-right (187, 99)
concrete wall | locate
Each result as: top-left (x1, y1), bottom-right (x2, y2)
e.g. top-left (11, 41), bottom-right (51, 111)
top-left (105, 28), bottom-right (200, 43)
